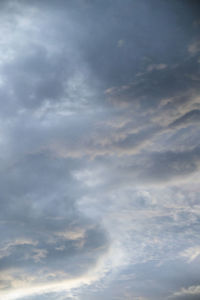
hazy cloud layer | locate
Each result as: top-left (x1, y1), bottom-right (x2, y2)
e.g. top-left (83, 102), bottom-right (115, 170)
top-left (0, 1), bottom-right (200, 299)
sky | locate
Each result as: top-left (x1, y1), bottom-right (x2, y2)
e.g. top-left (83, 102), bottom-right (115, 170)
top-left (0, 0), bottom-right (200, 299)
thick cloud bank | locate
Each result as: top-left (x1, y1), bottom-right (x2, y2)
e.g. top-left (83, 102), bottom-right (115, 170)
top-left (0, 1), bottom-right (200, 299)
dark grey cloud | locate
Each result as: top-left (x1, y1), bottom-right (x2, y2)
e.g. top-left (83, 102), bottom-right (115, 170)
top-left (169, 109), bottom-right (200, 128)
top-left (105, 55), bottom-right (200, 112)
top-left (0, 0), bottom-right (200, 299)
top-left (0, 151), bottom-right (109, 294)
top-left (141, 146), bottom-right (200, 183)
top-left (89, 147), bottom-right (200, 193)
top-left (79, 0), bottom-right (199, 87)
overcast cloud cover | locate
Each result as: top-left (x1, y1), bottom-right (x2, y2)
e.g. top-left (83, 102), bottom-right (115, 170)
top-left (0, 0), bottom-right (200, 299)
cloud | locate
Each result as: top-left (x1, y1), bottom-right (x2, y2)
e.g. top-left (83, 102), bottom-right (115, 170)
top-left (0, 1), bottom-right (200, 300)
top-left (172, 285), bottom-right (200, 299)
top-left (169, 109), bottom-right (200, 128)
top-left (181, 246), bottom-right (200, 263)
top-left (188, 40), bottom-right (200, 55)
top-left (146, 63), bottom-right (167, 72)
